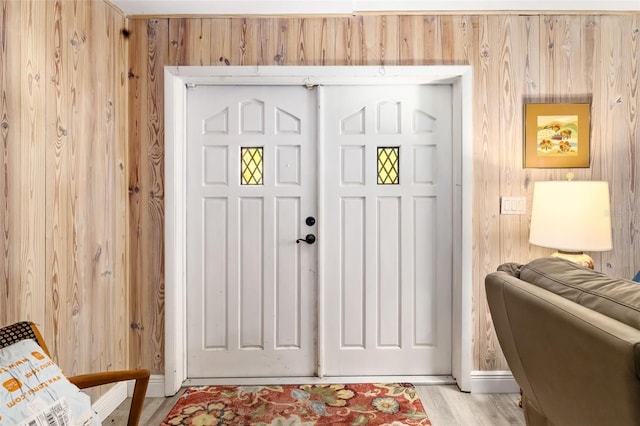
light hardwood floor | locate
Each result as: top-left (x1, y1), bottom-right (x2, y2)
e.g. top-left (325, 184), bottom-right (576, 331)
top-left (103, 385), bottom-right (525, 425)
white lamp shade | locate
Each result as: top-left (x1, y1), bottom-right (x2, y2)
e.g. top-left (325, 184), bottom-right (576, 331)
top-left (529, 181), bottom-right (612, 252)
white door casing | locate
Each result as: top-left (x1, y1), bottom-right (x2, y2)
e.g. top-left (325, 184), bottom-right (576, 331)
top-left (322, 85), bottom-right (452, 375)
top-left (186, 85), bottom-right (317, 377)
top-left (164, 66), bottom-right (474, 396)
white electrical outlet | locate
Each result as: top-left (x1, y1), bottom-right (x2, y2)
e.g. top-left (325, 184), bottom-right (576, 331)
top-left (500, 196), bottom-right (526, 215)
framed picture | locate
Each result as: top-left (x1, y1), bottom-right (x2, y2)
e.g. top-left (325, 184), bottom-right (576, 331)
top-left (523, 103), bottom-right (591, 168)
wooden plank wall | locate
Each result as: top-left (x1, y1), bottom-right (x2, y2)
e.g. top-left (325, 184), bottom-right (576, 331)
top-left (0, 0), bottom-right (128, 398)
top-left (128, 14), bottom-right (640, 374)
top-left (2, 4), bottom-right (637, 382)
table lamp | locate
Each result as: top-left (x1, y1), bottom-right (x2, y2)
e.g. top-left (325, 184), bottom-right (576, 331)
top-left (529, 179), bottom-right (612, 269)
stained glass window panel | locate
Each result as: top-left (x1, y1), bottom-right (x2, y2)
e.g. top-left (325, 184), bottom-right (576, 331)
top-left (241, 147), bottom-right (263, 185)
top-left (377, 147), bottom-right (399, 185)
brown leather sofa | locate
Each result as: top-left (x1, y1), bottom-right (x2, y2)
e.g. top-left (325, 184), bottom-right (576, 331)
top-left (485, 257), bottom-right (640, 426)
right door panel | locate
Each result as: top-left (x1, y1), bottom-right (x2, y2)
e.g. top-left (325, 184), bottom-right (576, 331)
top-left (322, 85), bottom-right (453, 375)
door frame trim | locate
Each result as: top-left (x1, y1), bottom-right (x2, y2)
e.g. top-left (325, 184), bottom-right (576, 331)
top-left (164, 65), bottom-right (473, 396)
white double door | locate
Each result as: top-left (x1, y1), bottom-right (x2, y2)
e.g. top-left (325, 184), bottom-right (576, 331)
top-left (186, 84), bottom-right (452, 378)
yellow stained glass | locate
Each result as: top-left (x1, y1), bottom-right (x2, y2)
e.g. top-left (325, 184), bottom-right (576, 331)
top-left (241, 147), bottom-right (263, 185)
top-left (377, 147), bottom-right (399, 185)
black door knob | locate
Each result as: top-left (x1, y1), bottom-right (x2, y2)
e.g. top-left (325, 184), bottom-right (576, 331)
top-left (305, 216), bottom-right (316, 226)
top-left (296, 234), bottom-right (316, 244)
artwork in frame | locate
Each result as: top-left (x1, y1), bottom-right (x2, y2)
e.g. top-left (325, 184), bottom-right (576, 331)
top-left (523, 103), bottom-right (591, 168)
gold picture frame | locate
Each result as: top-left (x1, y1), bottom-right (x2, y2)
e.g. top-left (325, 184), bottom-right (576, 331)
top-left (523, 103), bottom-right (591, 168)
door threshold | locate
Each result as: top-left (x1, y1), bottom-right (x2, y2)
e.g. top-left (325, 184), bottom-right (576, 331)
top-left (184, 375), bottom-right (456, 386)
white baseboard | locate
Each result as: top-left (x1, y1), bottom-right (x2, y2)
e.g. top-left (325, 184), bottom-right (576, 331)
top-left (185, 375), bottom-right (456, 387)
top-left (93, 375), bottom-right (166, 421)
top-left (117, 372), bottom-right (517, 401)
top-left (470, 370), bottom-right (519, 394)
top-left (127, 374), bottom-right (166, 398)
top-left (93, 382), bottom-right (128, 422)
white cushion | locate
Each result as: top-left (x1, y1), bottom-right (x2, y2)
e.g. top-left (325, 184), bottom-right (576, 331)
top-left (0, 339), bottom-right (100, 425)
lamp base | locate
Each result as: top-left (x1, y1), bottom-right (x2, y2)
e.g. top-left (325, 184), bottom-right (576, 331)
top-left (551, 251), bottom-right (594, 270)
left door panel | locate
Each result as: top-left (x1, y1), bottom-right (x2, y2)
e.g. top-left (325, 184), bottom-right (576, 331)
top-left (186, 85), bottom-right (317, 378)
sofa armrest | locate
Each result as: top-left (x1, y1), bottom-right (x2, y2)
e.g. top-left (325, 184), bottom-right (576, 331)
top-left (487, 271), bottom-right (640, 426)
top-left (485, 272), bottom-right (543, 413)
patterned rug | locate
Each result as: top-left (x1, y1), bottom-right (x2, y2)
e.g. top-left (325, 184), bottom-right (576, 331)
top-left (161, 383), bottom-right (431, 425)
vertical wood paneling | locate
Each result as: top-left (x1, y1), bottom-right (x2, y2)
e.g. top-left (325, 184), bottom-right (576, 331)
top-left (472, 15), bottom-right (497, 367)
top-left (47, 0), bottom-right (76, 370)
top-left (596, 15), bottom-right (623, 269)
top-left (477, 16), bottom-right (534, 371)
top-left (256, 19), bottom-right (273, 65)
top-left (482, 15), bottom-right (508, 371)
top-left (45, 0), bottom-right (64, 363)
top-left (596, 17), bottom-right (639, 278)
top-left (230, 18), bottom-right (253, 65)
top-left (4, 7), bottom-right (638, 382)
top-left (399, 16), bottom-right (424, 65)
top-left (121, 13), bottom-right (640, 375)
top-left (423, 16), bottom-right (444, 60)
top-left (318, 18), bottom-right (333, 65)
top-left (168, 19), bottom-right (185, 66)
top-left (1, 0), bottom-right (44, 326)
top-left (625, 16), bottom-right (640, 278)
top-left (148, 17), bottom-right (168, 375)
top-left (212, 19), bottom-right (233, 66)
top-left (1, 0), bottom-right (16, 324)
top-left (1, 0), bottom-right (128, 400)
top-left (186, 18), bottom-right (212, 66)
top-left (87, 0), bottom-right (128, 379)
top-left (128, 18), bottom-right (148, 371)
top-left (438, 16), bottom-right (456, 62)
top-left (301, 18), bottom-right (324, 65)
top-left (361, 16), bottom-right (378, 65)
top-left (0, 0), bottom-right (8, 326)
top-left (18, 0), bottom-right (46, 328)
top-left (285, 18), bottom-right (305, 65)
top-left (66, 0), bottom-right (86, 374)
top-left (362, 16), bottom-right (390, 65)
top-left (110, 0), bottom-right (130, 379)
top-left (522, 18), bottom-right (546, 264)
top-left (128, 18), bottom-right (166, 373)
top-left (496, 16), bottom-right (525, 369)
top-left (329, 18), bottom-right (348, 66)
top-left (346, 16), bottom-right (365, 66)
top-left (573, 17), bottom-right (602, 255)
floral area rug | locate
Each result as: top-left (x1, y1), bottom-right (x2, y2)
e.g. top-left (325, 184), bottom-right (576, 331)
top-left (161, 383), bottom-right (431, 425)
